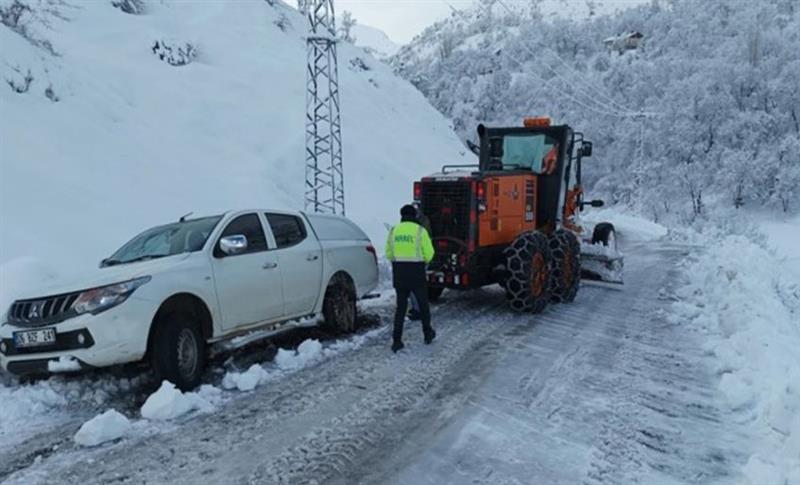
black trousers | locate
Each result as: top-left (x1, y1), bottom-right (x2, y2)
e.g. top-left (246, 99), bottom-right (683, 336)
top-left (393, 284), bottom-right (432, 342)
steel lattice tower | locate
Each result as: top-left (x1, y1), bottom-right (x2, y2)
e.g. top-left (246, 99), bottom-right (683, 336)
top-left (303, 0), bottom-right (344, 215)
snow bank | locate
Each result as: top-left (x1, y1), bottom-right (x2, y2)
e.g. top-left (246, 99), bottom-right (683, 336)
top-left (672, 234), bottom-right (800, 483)
top-left (223, 329), bottom-right (382, 393)
top-left (74, 409), bottom-right (131, 447)
top-left (140, 381), bottom-right (214, 421)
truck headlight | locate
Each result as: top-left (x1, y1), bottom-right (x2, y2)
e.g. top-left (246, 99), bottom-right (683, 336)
top-left (72, 276), bottom-right (151, 316)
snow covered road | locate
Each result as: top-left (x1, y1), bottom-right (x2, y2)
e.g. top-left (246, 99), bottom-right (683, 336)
top-left (2, 238), bottom-right (753, 484)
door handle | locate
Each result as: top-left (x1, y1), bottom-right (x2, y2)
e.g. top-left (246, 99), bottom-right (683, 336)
top-left (306, 254), bottom-right (319, 261)
top-left (262, 262), bottom-right (278, 270)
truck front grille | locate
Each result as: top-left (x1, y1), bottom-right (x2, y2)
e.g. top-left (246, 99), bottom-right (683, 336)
top-left (8, 292), bottom-right (81, 327)
top-left (420, 181), bottom-right (472, 242)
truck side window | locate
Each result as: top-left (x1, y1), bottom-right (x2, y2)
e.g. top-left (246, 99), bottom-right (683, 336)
top-left (266, 213), bottom-right (307, 248)
top-left (215, 213), bottom-right (268, 257)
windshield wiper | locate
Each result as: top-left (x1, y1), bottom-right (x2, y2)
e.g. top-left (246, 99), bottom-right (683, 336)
top-left (103, 254), bottom-right (169, 267)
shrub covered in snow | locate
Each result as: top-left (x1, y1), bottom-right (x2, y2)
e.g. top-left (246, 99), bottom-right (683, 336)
top-left (111, 0), bottom-right (144, 15)
top-left (151, 39), bottom-right (197, 67)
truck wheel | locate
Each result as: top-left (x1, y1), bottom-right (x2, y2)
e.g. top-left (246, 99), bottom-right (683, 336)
top-left (592, 222), bottom-right (617, 249)
top-left (549, 229), bottom-right (581, 304)
top-left (150, 312), bottom-right (206, 391)
top-left (428, 286), bottom-right (444, 303)
top-left (322, 273), bottom-right (357, 334)
top-left (504, 231), bottom-right (552, 313)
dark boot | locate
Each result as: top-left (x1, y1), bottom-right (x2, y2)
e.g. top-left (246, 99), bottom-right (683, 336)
top-left (392, 340), bottom-right (405, 353)
top-left (424, 329), bottom-right (436, 345)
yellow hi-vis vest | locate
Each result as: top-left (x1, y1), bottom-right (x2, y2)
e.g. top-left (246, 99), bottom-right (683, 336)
top-left (385, 221), bottom-right (435, 263)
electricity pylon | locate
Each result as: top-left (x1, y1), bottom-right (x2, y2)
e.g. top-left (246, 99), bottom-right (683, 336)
top-left (303, 0), bottom-right (344, 215)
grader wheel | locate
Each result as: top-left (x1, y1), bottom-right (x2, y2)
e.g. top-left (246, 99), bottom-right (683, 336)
top-left (504, 231), bottom-right (553, 313)
top-left (549, 229), bottom-right (581, 304)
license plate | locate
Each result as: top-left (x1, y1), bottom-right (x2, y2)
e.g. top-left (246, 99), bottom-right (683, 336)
top-left (13, 328), bottom-right (56, 348)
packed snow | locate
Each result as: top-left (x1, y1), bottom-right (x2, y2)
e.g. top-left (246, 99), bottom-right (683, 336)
top-left (73, 410), bottom-right (131, 447)
top-left (140, 381), bottom-right (214, 421)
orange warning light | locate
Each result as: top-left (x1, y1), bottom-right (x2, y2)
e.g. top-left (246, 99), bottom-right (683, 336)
top-left (523, 116), bottom-right (551, 128)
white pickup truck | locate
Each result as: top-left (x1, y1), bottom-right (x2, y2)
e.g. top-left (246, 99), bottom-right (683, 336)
top-left (0, 210), bottom-right (379, 389)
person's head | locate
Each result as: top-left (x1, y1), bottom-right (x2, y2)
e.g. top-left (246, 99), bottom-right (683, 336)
top-left (400, 204), bottom-right (417, 221)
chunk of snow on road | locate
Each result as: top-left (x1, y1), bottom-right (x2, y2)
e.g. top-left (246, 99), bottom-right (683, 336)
top-left (673, 233), bottom-right (800, 484)
top-left (275, 339), bottom-right (323, 371)
top-left (47, 356), bottom-right (82, 373)
top-left (74, 409), bottom-right (131, 447)
top-left (222, 364), bottom-right (269, 392)
top-left (140, 381), bottom-right (214, 420)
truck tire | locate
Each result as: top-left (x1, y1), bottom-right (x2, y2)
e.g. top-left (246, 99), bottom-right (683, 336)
top-left (428, 286), bottom-right (444, 303)
top-left (549, 229), bottom-right (581, 303)
top-left (592, 222), bottom-right (617, 248)
top-left (504, 231), bottom-right (552, 313)
top-left (150, 312), bottom-right (206, 391)
top-left (322, 273), bottom-right (357, 334)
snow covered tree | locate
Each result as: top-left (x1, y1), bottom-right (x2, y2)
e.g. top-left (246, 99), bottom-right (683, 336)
top-left (338, 10), bottom-right (356, 43)
top-left (392, 0), bottom-right (800, 221)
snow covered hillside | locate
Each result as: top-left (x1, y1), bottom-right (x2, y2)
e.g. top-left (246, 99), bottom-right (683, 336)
top-left (352, 23), bottom-right (399, 59)
top-left (392, 0), bottom-right (800, 223)
top-left (0, 0), bottom-right (466, 296)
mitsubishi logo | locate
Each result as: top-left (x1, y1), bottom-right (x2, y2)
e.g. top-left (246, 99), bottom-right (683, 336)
top-left (28, 302), bottom-right (43, 319)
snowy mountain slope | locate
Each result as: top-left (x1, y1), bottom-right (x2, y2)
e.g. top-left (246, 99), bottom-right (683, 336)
top-left (0, 0), bottom-right (466, 295)
top-left (392, 0), bottom-right (800, 223)
top-left (352, 23), bottom-right (399, 58)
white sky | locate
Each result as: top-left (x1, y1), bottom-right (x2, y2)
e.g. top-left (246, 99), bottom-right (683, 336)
top-left (335, 0), bottom-right (650, 45)
top-left (336, 0), bottom-right (459, 44)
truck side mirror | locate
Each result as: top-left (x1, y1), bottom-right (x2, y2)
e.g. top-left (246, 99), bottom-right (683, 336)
top-left (219, 235), bottom-right (248, 256)
top-left (580, 141), bottom-right (593, 157)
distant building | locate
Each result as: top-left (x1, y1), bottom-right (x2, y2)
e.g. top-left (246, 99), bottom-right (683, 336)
top-left (603, 31), bottom-right (644, 53)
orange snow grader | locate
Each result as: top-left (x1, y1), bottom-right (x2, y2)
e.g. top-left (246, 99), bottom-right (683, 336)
top-left (414, 117), bottom-right (622, 312)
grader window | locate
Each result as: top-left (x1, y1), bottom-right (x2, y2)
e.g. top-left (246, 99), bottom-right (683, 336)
top-left (496, 134), bottom-right (559, 173)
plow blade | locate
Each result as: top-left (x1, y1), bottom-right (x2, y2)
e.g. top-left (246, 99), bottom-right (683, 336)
top-left (580, 242), bottom-right (624, 285)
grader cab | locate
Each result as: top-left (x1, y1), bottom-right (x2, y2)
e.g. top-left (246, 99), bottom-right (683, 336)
top-left (414, 117), bottom-right (622, 313)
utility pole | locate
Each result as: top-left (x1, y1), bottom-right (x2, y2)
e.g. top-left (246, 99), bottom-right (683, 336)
top-left (303, 0), bottom-right (345, 215)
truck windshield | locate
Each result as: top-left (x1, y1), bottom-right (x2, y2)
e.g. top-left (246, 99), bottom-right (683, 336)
top-left (103, 215), bottom-right (222, 267)
top-left (491, 134), bottom-right (559, 173)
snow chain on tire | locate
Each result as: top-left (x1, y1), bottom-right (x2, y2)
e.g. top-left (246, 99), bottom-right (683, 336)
top-left (548, 229), bottom-right (581, 304)
top-left (322, 273), bottom-right (357, 334)
top-left (503, 231), bottom-right (553, 313)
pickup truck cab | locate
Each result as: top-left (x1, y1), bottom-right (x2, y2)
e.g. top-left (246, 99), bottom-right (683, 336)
top-left (0, 209), bottom-right (379, 389)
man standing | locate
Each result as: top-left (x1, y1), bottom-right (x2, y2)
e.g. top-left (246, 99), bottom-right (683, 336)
top-left (385, 204), bottom-right (436, 353)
